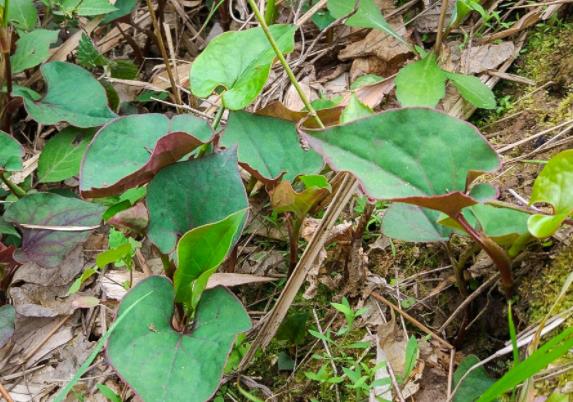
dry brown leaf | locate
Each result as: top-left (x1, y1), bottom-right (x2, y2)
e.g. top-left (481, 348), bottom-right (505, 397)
top-left (301, 218), bottom-right (353, 299)
top-left (9, 286), bottom-right (90, 317)
top-left (339, 22), bottom-right (412, 68)
top-left (284, 76), bottom-right (318, 111)
top-left (238, 249), bottom-right (287, 276)
top-left (102, 271), bottom-right (276, 300)
top-left (256, 101), bottom-right (343, 128)
top-left (352, 79), bottom-right (395, 108)
top-left (461, 42), bottom-right (515, 74)
top-left (8, 316), bottom-right (74, 369)
top-left (12, 246), bottom-right (84, 287)
top-left (322, 72), bottom-right (349, 96)
top-left (412, 1), bottom-right (455, 33)
top-left (206, 273), bottom-right (278, 287)
top-left (350, 56), bottom-right (387, 82)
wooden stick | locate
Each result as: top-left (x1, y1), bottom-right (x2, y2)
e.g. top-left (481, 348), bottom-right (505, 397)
top-left (239, 173), bottom-right (357, 368)
top-left (0, 381), bottom-right (14, 402)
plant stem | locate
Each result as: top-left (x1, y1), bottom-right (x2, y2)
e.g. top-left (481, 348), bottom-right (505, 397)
top-left (145, 0), bottom-right (182, 108)
top-left (1, 172), bottom-right (25, 198)
top-left (246, 0), bottom-right (325, 129)
top-left (211, 104), bottom-right (225, 130)
top-left (454, 213), bottom-right (513, 296)
top-left (434, 0), bottom-right (450, 55)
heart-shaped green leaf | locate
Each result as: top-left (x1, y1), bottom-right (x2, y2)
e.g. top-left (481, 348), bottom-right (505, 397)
top-left (19, 62), bottom-right (117, 128)
top-left (190, 24), bottom-right (296, 110)
top-left (11, 29), bottom-right (59, 73)
top-left (222, 111), bottom-right (323, 184)
top-left (147, 149), bottom-right (248, 254)
top-left (0, 131), bottom-right (24, 171)
top-left (528, 150), bottom-right (573, 238)
top-left (395, 53), bottom-right (446, 108)
top-left (175, 209), bottom-right (247, 310)
top-left (80, 114), bottom-right (213, 197)
top-left (303, 108), bottom-right (500, 217)
top-left (382, 203), bottom-right (452, 242)
top-left (395, 52), bottom-right (496, 109)
top-left (38, 127), bottom-right (95, 183)
top-left (107, 276), bottom-right (251, 402)
top-left (328, 0), bottom-right (404, 43)
top-left (4, 193), bottom-right (105, 267)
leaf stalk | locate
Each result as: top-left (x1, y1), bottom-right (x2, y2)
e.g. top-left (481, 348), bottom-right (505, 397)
top-left (454, 212), bottom-right (513, 296)
top-left (1, 172), bottom-right (25, 198)
top-left (246, 0), bottom-right (325, 129)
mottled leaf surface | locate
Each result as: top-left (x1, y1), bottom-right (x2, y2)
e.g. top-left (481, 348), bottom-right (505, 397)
top-left (4, 193), bottom-right (105, 267)
top-left (107, 276), bottom-right (251, 402)
top-left (147, 149), bottom-right (248, 254)
top-left (20, 62), bottom-right (117, 128)
top-left (304, 108), bottom-right (499, 216)
top-left (222, 111), bottom-right (323, 184)
top-left (80, 114), bottom-right (212, 197)
top-left (190, 25), bottom-right (296, 110)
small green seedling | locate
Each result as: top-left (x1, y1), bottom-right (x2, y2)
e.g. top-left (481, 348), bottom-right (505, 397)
top-left (331, 297), bottom-right (368, 336)
top-left (395, 52), bottom-right (496, 109)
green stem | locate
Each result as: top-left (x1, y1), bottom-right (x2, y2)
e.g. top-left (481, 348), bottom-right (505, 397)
top-left (246, 0), bottom-right (325, 129)
top-left (211, 104), bottom-right (225, 130)
top-left (1, 172), bottom-right (25, 198)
